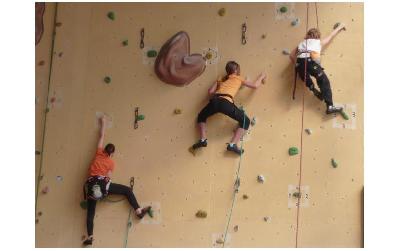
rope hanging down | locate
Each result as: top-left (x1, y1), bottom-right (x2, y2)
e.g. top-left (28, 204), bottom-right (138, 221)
top-left (222, 109), bottom-right (247, 247)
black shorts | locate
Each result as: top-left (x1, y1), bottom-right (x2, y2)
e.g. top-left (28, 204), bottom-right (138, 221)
top-left (197, 97), bottom-right (250, 130)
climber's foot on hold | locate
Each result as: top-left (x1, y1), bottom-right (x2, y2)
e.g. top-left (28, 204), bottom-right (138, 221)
top-left (227, 143), bottom-right (244, 155)
top-left (137, 206), bottom-right (152, 219)
top-left (192, 139), bottom-right (207, 150)
top-left (326, 105), bottom-right (343, 114)
top-left (83, 236), bottom-right (93, 246)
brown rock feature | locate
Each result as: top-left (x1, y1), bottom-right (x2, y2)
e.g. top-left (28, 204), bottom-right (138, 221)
top-left (155, 31), bottom-right (206, 86)
top-left (35, 3), bottom-right (45, 46)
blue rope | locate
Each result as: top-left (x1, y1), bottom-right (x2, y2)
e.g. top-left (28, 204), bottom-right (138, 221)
top-left (222, 108), bottom-right (247, 247)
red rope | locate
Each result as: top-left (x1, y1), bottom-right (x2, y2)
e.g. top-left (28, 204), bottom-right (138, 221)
top-left (295, 2), bottom-right (309, 248)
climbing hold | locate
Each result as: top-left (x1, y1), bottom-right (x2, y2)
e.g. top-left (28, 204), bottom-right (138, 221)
top-left (104, 76), bottom-right (111, 84)
top-left (38, 211), bottom-right (43, 216)
top-left (56, 175), bottom-right (63, 181)
top-left (282, 49), bottom-right (290, 55)
top-left (107, 11), bottom-right (115, 20)
top-left (292, 192), bottom-right (301, 198)
top-left (291, 18), bottom-right (300, 26)
top-left (340, 110), bottom-right (349, 120)
top-left (55, 22), bottom-right (62, 27)
top-left (218, 8), bottom-right (226, 17)
top-left (250, 117), bottom-right (257, 126)
top-left (216, 238), bottom-right (224, 244)
top-left (38, 60), bottom-right (45, 66)
top-left (263, 216), bottom-right (270, 222)
top-left (58, 52), bottom-right (63, 57)
top-left (331, 158), bottom-right (338, 168)
top-left (279, 6), bottom-right (288, 13)
top-left (136, 114), bottom-right (145, 121)
top-left (288, 147), bottom-right (299, 156)
top-left (174, 108), bottom-right (182, 115)
top-left (262, 78), bottom-right (266, 84)
top-left (41, 186), bottom-right (49, 194)
top-left (333, 22), bottom-right (346, 31)
top-left (234, 225), bottom-right (239, 232)
top-left (45, 107), bottom-right (50, 113)
top-left (195, 210), bottom-right (207, 218)
top-left (257, 175), bottom-right (265, 183)
top-left (305, 128), bottom-right (312, 135)
top-left (147, 49), bottom-right (158, 58)
top-left (148, 207), bottom-right (154, 218)
top-left (261, 34), bottom-right (267, 39)
top-left (39, 174), bottom-right (44, 180)
top-left (122, 40), bottom-right (129, 46)
top-left (35, 219), bottom-right (39, 224)
top-left (35, 150), bottom-right (41, 155)
top-left (204, 52), bottom-right (213, 60)
top-left (80, 200), bottom-right (88, 210)
top-left (242, 194), bottom-right (249, 200)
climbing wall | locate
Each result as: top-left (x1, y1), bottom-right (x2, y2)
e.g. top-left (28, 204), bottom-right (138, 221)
top-left (35, 2), bottom-right (363, 247)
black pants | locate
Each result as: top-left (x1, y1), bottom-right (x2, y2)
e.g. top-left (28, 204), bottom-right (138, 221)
top-left (296, 58), bottom-right (333, 107)
top-left (86, 182), bottom-right (140, 236)
top-left (197, 97), bottom-right (250, 130)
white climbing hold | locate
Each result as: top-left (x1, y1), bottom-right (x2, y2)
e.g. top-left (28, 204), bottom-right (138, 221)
top-left (282, 49), bottom-right (290, 55)
top-left (251, 117), bottom-right (257, 126)
top-left (257, 175), bottom-right (265, 183)
top-left (291, 18), bottom-right (300, 26)
top-left (305, 128), bottom-right (312, 135)
top-left (56, 176), bottom-right (63, 181)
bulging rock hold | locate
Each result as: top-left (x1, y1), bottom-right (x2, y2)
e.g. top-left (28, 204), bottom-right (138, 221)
top-left (155, 31), bottom-right (206, 87)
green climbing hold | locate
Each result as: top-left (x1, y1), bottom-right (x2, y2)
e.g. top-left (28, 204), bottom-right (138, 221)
top-left (80, 200), bottom-right (88, 210)
top-left (288, 147), bottom-right (299, 156)
top-left (104, 76), bottom-right (111, 84)
top-left (340, 110), bottom-right (349, 120)
top-left (107, 11), bottom-right (115, 20)
top-left (331, 158), bottom-right (338, 168)
top-left (147, 50), bottom-right (158, 58)
top-left (136, 114), bottom-right (145, 121)
top-left (280, 6), bottom-right (288, 13)
top-left (122, 40), bottom-right (129, 46)
top-left (195, 210), bottom-right (207, 218)
top-left (148, 208), bottom-right (154, 218)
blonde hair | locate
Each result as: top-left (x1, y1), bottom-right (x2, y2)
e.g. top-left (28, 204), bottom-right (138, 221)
top-left (305, 28), bottom-right (321, 39)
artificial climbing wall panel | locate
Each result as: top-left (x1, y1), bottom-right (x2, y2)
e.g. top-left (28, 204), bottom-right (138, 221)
top-left (35, 2), bottom-right (363, 247)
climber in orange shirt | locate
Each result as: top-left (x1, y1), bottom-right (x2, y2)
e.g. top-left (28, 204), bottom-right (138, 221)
top-left (82, 116), bottom-right (151, 246)
top-left (192, 61), bottom-right (266, 155)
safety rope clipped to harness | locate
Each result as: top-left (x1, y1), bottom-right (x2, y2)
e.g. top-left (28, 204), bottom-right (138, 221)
top-left (123, 177), bottom-right (135, 248)
top-left (222, 108), bottom-right (247, 247)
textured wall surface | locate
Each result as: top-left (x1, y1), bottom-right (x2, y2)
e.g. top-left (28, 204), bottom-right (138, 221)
top-left (35, 2), bottom-right (363, 247)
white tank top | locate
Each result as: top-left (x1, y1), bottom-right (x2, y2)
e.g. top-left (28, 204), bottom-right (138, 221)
top-left (297, 39), bottom-right (321, 58)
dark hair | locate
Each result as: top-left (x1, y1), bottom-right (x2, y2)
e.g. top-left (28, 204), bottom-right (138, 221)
top-left (305, 28), bottom-right (321, 39)
top-left (104, 143), bottom-right (115, 156)
top-left (223, 61), bottom-right (240, 81)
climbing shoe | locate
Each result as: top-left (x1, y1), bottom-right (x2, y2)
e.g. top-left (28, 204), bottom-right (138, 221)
top-left (192, 139), bottom-right (207, 150)
top-left (326, 105), bottom-right (343, 114)
top-left (227, 143), bottom-right (244, 155)
top-left (83, 237), bottom-right (93, 246)
top-left (137, 206), bottom-right (152, 219)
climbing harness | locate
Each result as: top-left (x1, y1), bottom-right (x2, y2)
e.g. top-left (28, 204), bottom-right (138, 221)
top-left (241, 23), bottom-right (247, 45)
top-left (222, 109), bottom-right (247, 247)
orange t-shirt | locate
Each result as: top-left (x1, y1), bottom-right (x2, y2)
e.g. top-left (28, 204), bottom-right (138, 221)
top-left (215, 74), bottom-right (245, 103)
top-left (88, 148), bottom-right (115, 177)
